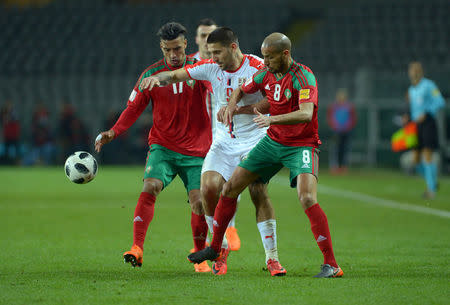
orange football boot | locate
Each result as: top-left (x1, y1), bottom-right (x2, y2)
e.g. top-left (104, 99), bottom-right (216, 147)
top-left (211, 246), bottom-right (230, 275)
top-left (194, 261), bottom-right (212, 273)
top-left (123, 244), bottom-right (143, 267)
top-left (267, 259), bottom-right (287, 276)
top-left (225, 226), bottom-right (241, 251)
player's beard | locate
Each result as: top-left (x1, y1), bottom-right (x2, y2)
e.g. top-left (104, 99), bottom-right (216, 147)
top-left (220, 52), bottom-right (234, 71)
top-left (267, 65), bottom-right (277, 73)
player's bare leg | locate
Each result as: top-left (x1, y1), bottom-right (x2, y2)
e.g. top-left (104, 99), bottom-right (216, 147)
top-left (248, 182), bottom-right (286, 276)
top-left (188, 167), bottom-right (258, 264)
top-left (123, 178), bottom-right (163, 267)
top-left (188, 189), bottom-right (211, 272)
top-left (201, 171), bottom-right (225, 216)
top-left (297, 173), bottom-right (343, 278)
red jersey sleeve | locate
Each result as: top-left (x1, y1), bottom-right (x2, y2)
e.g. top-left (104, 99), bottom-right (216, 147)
top-left (111, 87), bottom-right (150, 137)
top-left (298, 85), bottom-right (318, 107)
top-left (295, 65), bottom-right (318, 107)
top-left (241, 72), bottom-right (263, 94)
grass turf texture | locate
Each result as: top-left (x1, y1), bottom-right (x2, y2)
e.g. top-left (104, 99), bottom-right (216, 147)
top-left (0, 167), bottom-right (449, 305)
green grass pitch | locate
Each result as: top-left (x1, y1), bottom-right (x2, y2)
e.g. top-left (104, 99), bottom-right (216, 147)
top-left (0, 166), bottom-right (449, 305)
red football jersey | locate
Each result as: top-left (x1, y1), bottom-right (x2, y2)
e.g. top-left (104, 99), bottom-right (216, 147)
top-left (112, 57), bottom-right (212, 157)
top-left (242, 60), bottom-right (321, 147)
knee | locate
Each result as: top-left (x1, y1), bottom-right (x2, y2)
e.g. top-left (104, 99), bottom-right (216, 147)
top-left (298, 191), bottom-right (315, 209)
top-left (201, 182), bottom-right (220, 202)
top-left (142, 179), bottom-right (163, 197)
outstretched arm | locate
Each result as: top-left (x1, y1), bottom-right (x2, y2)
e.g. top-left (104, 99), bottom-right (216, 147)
top-left (139, 68), bottom-right (191, 91)
top-left (95, 84), bottom-right (151, 152)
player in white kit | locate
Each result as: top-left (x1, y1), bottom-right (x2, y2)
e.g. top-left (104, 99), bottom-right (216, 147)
top-left (190, 19), bottom-right (242, 252)
top-left (140, 27), bottom-right (286, 277)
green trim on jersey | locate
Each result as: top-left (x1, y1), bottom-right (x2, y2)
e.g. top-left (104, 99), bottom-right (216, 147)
top-left (289, 70), bottom-right (303, 91)
top-left (185, 56), bottom-right (196, 65)
top-left (138, 62), bottom-right (166, 92)
top-left (300, 68), bottom-right (316, 87)
top-left (289, 63), bottom-right (317, 90)
top-left (253, 69), bottom-right (268, 84)
top-left (293, 63), bottom-right (317, 87)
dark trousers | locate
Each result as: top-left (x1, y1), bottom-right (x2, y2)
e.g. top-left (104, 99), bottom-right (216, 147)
top-left (332, 132), bottom-right (351, 168)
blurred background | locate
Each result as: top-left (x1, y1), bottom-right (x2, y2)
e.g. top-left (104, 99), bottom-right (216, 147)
top-left (0, 0), bottom-right (448, 172)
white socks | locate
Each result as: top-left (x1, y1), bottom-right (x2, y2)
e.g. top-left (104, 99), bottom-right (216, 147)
top-left (257, 219), bottom-right (279, 263)
top-left (205, 215), bottom-right (229, 249)
top-left (228, 213), bottom-right (236, 228)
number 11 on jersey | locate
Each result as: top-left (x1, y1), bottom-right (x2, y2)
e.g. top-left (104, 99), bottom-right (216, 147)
top-left (172, 82), bottom-right (183, 94)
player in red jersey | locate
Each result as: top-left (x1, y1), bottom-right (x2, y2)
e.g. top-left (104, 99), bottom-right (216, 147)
top-left (188, 33), bottom-right (344, 278)
top-left (95, 22), bottom-right (212, 273)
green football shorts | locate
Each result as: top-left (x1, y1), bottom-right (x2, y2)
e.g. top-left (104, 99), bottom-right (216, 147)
top-left (239, 135), bottom-right (319, 188)
top-left (143, 144), bottom-right (204, 192)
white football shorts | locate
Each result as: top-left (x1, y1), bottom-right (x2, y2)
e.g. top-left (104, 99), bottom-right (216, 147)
top-left (201, 134), bottom-right (265, 181)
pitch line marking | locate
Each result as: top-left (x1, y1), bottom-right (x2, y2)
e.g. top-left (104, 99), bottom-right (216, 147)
top-left (272, 176), bottom-right (450, 219)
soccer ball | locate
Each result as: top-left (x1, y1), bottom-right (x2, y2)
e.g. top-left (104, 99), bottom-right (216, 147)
top-left (64, 151), bottom-right (98, 184)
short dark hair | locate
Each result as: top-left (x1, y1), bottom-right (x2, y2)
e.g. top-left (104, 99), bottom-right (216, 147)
top-left (157, 22), bottom-right (187, 41)
top-left (197, 18), bottom-right (217, 27)
top-left (206, 27), bottom-right (238, 46)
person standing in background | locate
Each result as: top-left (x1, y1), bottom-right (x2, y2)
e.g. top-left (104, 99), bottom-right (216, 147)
top-left (24, 102), bottom-right (55, 165)
top-left (326, 88), bottom-right (357, 174)
top-left (407, 61), bottom-right (445, 199)
top-left (0, 99), bottom-right (21, 165)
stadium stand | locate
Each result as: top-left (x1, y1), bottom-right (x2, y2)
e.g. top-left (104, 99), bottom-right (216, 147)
top-left (0, 0), bottom-right (448, 168)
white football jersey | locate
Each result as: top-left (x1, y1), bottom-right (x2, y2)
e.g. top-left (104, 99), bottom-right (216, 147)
top-left (191, 51), bottom-right (202, 61)
top-left (190, 51), bottom-right (216, 138)
top-left (185, 54), bottom-right (267, 140)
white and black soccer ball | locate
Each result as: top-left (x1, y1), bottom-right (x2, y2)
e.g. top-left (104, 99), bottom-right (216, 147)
top-left (64, 151), bottom-right (98, 184)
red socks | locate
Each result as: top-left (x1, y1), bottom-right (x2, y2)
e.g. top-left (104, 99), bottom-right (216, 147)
top-left (305, 203), bottom-right (338, 268)
top-left (191, 212), bottom-right (208, 252)
top-left (133, 192), bottom-right (156, 250)
top-left (211, 196), bottom-right (238, 252)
